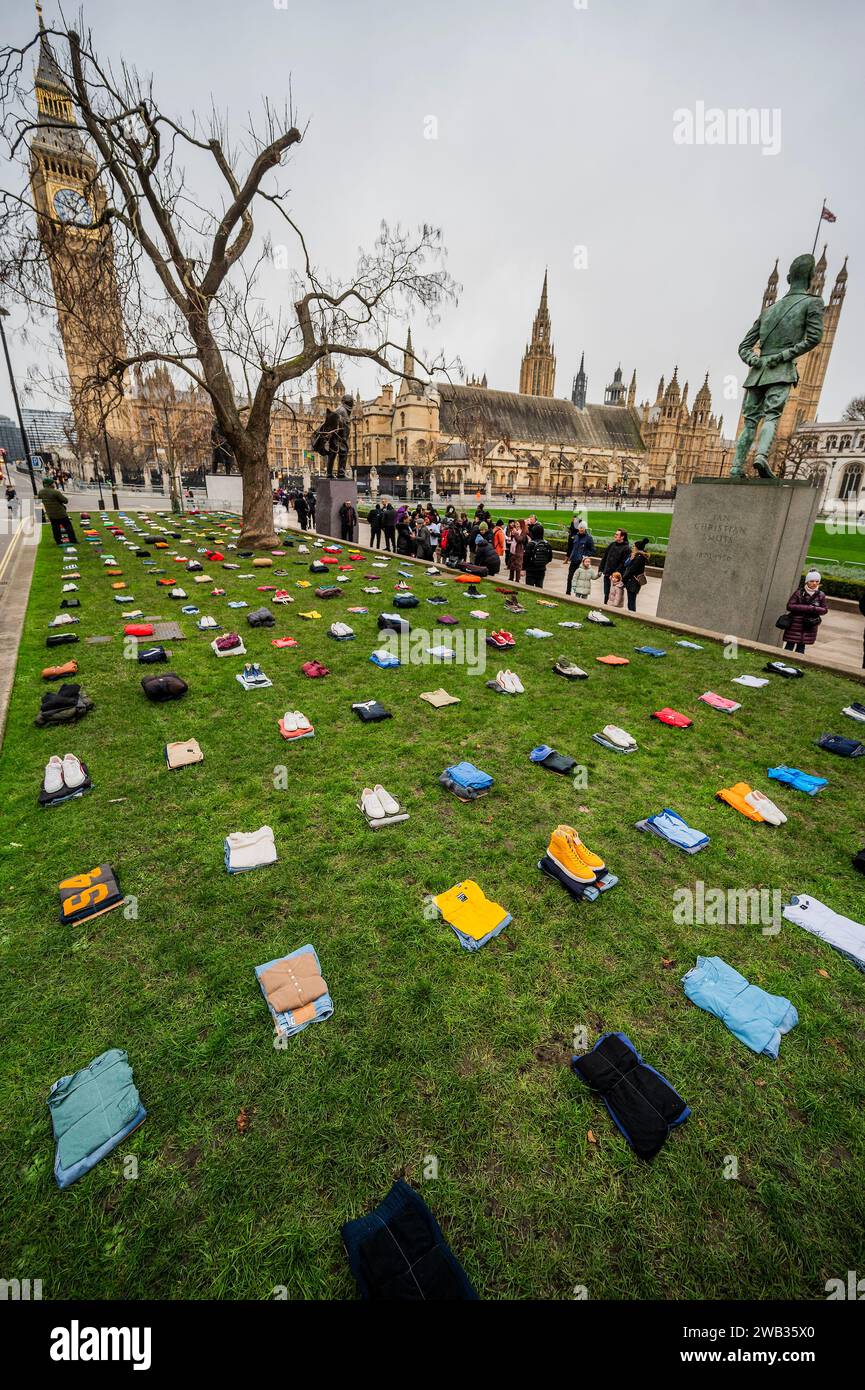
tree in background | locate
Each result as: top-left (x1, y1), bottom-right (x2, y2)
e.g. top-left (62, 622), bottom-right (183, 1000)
top-left (0, 18), bottom-right (456, 545)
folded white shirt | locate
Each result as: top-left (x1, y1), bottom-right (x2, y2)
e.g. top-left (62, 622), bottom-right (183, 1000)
top-left (225, 826), bottom-right (277, 870)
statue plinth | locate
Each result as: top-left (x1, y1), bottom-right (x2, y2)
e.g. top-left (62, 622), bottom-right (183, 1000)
top-left (315, 477), bottom-right (359, 543)
top-left (656, 480), bottom-right (820, 645)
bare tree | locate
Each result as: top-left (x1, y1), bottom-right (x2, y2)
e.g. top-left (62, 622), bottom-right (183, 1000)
top-left (842, 396), bottom-right (865, 423)
top-left (0, 18), bottom-right (457, 545)
top-left (778, 428), bottom-right (822, 484)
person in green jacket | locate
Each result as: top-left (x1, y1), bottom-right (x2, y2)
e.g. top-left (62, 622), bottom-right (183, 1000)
top-left (37, 478), bottom-right (77, 544)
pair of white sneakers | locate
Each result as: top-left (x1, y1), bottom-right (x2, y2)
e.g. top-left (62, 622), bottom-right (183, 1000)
top-left (44, 754), bottom-right (87, 795)
top-left (361, 785), bottom-right (401, 819)
top-left (281, 711), bottom-right (312, 733)
top-left (745, 789), bottom-right (787, 826)
top-left (496, 669), bottom-right (524, 694)
top-left (602, 724), bottom-right (636, 750)
top-left (329, 622), bottom-right (354, 639)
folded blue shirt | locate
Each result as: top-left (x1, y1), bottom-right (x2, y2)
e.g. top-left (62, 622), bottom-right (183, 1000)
top-left (634, 646), bottom-right (666, 657)
top-left (768, 765), bottom-right (828, 795)
top-left (647, 808), bottom-right (709, 850)
top-left (444, 760), bottom-right (493, 791)
top-left (369, 651), bottom-right (400, 668)
top-left (682, 956), bottom-right (797, 1058)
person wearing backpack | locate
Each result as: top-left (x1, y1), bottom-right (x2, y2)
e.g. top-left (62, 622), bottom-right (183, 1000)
top-left (523, 523), bottom-right (553, 588)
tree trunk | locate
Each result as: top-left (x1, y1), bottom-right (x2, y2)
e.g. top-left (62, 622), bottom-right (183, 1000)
top-left (239, 446), bottom-right (279, 548)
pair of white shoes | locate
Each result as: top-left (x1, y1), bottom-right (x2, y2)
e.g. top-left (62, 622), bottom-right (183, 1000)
top-left (330, 622), bottom-right (354, 639)
top-left (603, 724), bottom-right (636, 750)
top-left (746, 788), bottom-right (787, 826)
top-left (496, 669), bottom-right (524, 694)
top-left (44, 753), bottom-right (86, 794)
top-left (281, 711), bottom-right (312, 733)
top-left (361, 784), bottom-right (401, 819)
top-left (62, 582), bottom-right (78, 592)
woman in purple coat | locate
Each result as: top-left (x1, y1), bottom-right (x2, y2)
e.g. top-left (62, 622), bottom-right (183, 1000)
top-left (784, 569), bottom-right (828, 654)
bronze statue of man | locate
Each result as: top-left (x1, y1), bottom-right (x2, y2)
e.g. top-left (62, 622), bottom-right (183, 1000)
top-left (311, 393), bottom-right (354, 478)
top-left (730, 253), bottom-right (824, 479)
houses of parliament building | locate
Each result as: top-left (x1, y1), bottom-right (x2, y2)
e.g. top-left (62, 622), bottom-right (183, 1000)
top-left (29, 17), bottom-right (848, 500)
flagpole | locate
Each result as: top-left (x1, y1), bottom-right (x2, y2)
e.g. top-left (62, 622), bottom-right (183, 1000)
top-left (811, 198), bottom-right (826, 257)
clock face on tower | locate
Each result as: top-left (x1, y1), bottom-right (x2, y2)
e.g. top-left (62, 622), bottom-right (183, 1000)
top-left (52, 188), bottom-right (94, 227)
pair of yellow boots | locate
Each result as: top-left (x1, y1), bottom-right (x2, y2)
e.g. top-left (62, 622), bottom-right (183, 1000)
top-left (547, 824), bottom-right (605, 883)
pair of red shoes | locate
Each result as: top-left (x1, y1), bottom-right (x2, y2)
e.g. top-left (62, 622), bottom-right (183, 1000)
top-left (487, 629), bottom-right (515, 648)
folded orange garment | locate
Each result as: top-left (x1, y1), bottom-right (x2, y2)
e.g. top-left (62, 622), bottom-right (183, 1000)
top-left (596, 655), bottom-right (630, 666)
top-left (717, 782), bottom-right (764, 822)
top-left (42, 659), bottom-right (79, 680)
top-left (259, 951), bottom-right (327, 1013)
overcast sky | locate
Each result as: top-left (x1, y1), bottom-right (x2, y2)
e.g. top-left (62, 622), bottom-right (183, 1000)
top-left (2, 0), bottom-right (862, 431)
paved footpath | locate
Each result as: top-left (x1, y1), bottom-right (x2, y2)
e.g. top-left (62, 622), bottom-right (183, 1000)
top-left (331, 515), bottom-right (865, 674)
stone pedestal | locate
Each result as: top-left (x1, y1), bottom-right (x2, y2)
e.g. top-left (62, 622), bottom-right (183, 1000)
top-left (656, 479), bottom-right (820, 646)
top-left (316, 477), bottom-right (359, 543)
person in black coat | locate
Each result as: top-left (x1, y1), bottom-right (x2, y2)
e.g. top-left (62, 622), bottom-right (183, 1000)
top-left (598, 528), bottom-right (630, 603)
top-left (368, 502), bottom-right (383, 549)
top-left (381, 503), bottom-right (397, 552)
top-left (621, 537), bottom-right (648, 611)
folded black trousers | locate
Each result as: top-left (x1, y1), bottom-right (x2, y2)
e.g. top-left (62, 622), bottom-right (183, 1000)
top-left (571, 1032), bottom-right (690, 1160)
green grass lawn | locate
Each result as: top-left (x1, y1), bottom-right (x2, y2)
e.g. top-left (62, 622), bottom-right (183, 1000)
top-left (1, 512), bottom-right (864, 1300)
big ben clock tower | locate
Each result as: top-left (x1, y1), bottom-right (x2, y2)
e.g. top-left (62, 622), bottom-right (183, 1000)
top-left (28, 2), bottom-right (127, 443)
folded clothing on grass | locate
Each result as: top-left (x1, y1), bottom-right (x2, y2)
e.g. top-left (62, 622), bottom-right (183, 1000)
top-left (341, 1179), bottom-right (477, 1300)
top-left (571, 1033), bottom-right (690, 1160)
top-left (141, 673), bottom-right (188, 701)
top-left (36, 683), bottom-right (93, 727)
top-left (58, 863), bottom-right (123, 925)
top-left (225, 825), bottom-right (277, 873)
top-left (165, 739), bottom-right (204, 769)
top-left (48, 1048), bottom-right (145, 1189)
top-left (699, 691), bottom-right (741, 713)
top-left (636, 808), bottom-right (709, 852)
top-left (782, 893), bottom-right (865, 973)
top-left (352, 699), bottom-right (391, 722)
top-left (255, 943), bottom-right (332, 1038)
top-left (420, 688), bottom-right (460, 708)
top-left (433, 879), bottom-right (511, 951)
top-left (651, 708), bottom-right (692, 728)
top-left (764, 661), bottom-right (804, 678)
top-left (767, 765), bottom-right (827, 795)
top-left (529, 745), bottom-right (576, 775)
top-left (817, 733), bottom-right (865, 758)
top-left (682, 956), bottom-right (797, 1058)
top-left (440, 761), bottom-right (493, 798)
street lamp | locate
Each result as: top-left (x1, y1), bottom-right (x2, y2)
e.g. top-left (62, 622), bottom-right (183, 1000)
top-left (0, 307), bottom-right (38, 496)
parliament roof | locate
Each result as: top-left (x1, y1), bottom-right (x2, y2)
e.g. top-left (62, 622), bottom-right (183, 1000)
top-left (436, 383), bottom-right (645, 452)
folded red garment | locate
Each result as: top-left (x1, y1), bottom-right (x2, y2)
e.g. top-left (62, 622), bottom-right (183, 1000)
top-left (124, 623), bottom-right (154, 637)
top-left (271, 637), bottom-right (298, 648)
top-left (652, 707), bottom-right (693, 728)
top-left (205, 551), bottom-right (225, 561)
top-left (301, 660), bottom-right (330, 678)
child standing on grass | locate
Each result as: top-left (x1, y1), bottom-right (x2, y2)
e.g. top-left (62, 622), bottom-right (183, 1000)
top-left (608, 570), bottom-right (625, 608)
top-left (571, 556), bottom-right (593, 600)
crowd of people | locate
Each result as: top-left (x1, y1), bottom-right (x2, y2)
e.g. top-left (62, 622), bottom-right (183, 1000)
top-left (273, 486), bottom-right (318, 531)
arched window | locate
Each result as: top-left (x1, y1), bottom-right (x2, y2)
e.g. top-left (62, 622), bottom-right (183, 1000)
top-left (825, 434), bottom-right (838, 450)
top-left (839, 462), bottom-right (862, 500)
top-left (840, 435), bottom-right (853, 451)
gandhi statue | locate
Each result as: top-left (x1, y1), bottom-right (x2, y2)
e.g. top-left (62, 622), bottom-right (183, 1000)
top-left (730, 254), bottom-right (824, 479)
